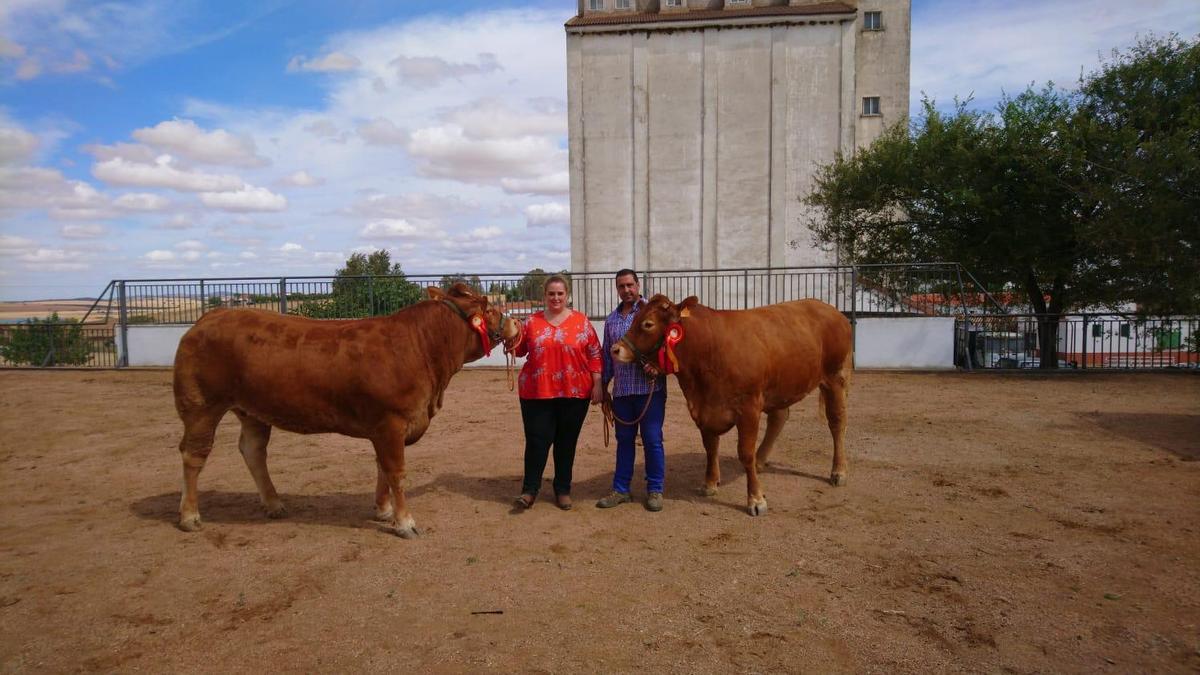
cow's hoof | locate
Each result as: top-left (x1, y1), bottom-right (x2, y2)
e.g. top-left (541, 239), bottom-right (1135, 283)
top-left (748, 499), bottom-right (768, 517)
top-left (374, 508), bottom-right (394, 522)
top-left (830, 472), bottom-right (847, 487)
top-left (700, 484), bottom-right (719, 497)
top-left (264, 501), bottom-right (288, 519)
top-left (394, 515), bottom-right (419, 539)
top-left (178, 515), bottom-right (203, 532)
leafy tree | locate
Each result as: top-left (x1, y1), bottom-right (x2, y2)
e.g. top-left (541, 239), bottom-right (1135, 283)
top-left (0, 313), bottom-right (93, 366)
top-left (511, 268), bottom-right (548, 301)
top-left (292, 250), bottom-right (423, 318)
top-left (1071, 34), bottom-right (1200, 315)
top-left (439, 273), bottom-right (482, 292)
top-left (805, 35), bottom-right (1200, 368)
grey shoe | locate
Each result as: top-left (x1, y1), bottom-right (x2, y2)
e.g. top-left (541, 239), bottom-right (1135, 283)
top-left (596, 491), bottom-right (632, 508)
top-left (645, 492), bottom-right (663, 512)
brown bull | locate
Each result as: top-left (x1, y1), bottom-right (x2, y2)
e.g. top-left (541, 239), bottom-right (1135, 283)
top-left (611, 294), bottom-right (852, 516)
top-left (172, 283), bottom-right (518, 538)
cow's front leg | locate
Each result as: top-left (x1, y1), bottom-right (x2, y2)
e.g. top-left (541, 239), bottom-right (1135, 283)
top-left (371, 417), bottom-right (417, 539)
top-left (736, 412), bottom-right (767, 516)
top-left (373, 461), bottom-right (394, 521)
top-left (700, 429), bottom-right (721, 496)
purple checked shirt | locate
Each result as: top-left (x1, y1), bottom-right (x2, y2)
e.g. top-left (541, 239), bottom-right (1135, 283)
top-left (601, 296), bottom-right (665, 398)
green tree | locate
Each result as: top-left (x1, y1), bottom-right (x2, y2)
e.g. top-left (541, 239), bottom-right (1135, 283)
top-left (1071, 34), bottom-right (1200, 315)
top-left (0, 313), bottom-right (94, 366)
top-left (805, 35), bottom-right (1200, 368)
top-left (439, 273), bottom-right (482, 293)
top-left (511, 268), bottom-right (548, 301)
top-left (293, 250), bottom-right (423, 318)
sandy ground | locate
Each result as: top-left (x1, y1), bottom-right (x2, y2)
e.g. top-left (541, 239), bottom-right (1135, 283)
top-left (0, 369), bottom-right (1198, 673)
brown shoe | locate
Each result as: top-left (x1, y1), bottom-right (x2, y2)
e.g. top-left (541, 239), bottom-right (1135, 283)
top-left (555, 493), bottom-right (573, 511)
top-left (645, 492), bottom-right (663, 512)
top-left (595, 491), bottom-right (632, 509)
top-left (514, 493), bottom-right (535, 509)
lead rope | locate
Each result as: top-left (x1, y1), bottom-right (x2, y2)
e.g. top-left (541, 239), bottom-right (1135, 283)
top-left (601, 371), bottom-right (659, 447)
top-left (503, 320), bottom-right (524, 392)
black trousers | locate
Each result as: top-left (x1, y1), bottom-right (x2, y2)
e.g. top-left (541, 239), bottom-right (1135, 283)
top-left (519, 397), bottom-right (590, 496)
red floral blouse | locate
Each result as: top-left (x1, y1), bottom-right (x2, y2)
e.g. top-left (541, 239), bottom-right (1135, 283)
top-left (513, 310), bottom-right (602, 400)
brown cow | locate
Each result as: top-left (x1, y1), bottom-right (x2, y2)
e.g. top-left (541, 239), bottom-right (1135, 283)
top-left (611, 294), bottom-right (852, 516)
top-left (172, 282), bottom-right (518, 538)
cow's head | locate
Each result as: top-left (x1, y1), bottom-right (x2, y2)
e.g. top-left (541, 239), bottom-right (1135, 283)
top-left (611, 294), bottom-right (699, 369)
top-left (428, 282), bottom-right (520, 354)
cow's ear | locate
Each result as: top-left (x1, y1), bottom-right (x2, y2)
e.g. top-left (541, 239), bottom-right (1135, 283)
top-left (677, 296), bottom-right (699, 318)
top-left (448, 281), bottom-right (475, 298)
top-left (426, 286), bottom-right (445, 300)
top-left (646, 293), bottom-right (671, 308)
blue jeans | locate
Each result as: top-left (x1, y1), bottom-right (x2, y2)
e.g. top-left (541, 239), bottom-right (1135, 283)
top-left (611, 388), bottom-right (666, 494)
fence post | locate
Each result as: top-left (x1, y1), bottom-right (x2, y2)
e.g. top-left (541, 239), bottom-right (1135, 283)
top-left (117, 281), bottom-right (128, 368)
top-left (279, 278), bottom-right (287, 315)
top-left (199, 279), bottom-right (206, 316)
top-left (955, 265), bottom-right (972, 371)
top-left (1081, 315), bottom-right (1089, 370)
top-left (368, 276), bottom-right (375, 315)
top-left (742, 270), bottom-right (748, 309)
top-left (850, 265), bottom-right (858, 366)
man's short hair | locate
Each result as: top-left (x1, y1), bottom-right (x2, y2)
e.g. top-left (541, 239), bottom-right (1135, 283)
top-left (615, 268), bottom-right (639, 283)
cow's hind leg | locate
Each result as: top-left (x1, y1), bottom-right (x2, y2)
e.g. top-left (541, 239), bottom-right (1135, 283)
top-left (372, 416), bottom-right (417, 539)
top-left (177, 406), bottom-right (225, 532)
top-left (234, 412), bottom-right (286, 519)
top-left (755, 407), bottom-right (790, 470)
top-left (736, 412), bottom-right (768, 516)
top-left (820, 372), bottom-right (849, 486)
top-left (700, 429), bottom-right (721, 496)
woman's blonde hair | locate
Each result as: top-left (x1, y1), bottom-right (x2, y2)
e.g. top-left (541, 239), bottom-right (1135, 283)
top-left (543, 274), bottom-right (570, 294)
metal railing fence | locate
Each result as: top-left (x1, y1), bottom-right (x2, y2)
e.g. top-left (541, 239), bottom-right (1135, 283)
top-left (955, 314), bottom-right (1200, 370)
top-left (4, 264), bottom-right (1197, 371)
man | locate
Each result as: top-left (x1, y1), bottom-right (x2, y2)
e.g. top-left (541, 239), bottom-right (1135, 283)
top-left (597, 269), bottom-right (667, 512)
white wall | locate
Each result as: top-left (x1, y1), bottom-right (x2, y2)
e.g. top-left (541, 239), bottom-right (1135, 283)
top-left (124, 319), bottom-right (955, 370)
top-left (854, 317), bottom-right (955, 369)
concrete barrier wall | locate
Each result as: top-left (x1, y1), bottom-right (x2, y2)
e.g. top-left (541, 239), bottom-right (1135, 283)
top-left (124, 318), bottom-right (955, 370)
top-left (854, 317), bottom-right (955, 369)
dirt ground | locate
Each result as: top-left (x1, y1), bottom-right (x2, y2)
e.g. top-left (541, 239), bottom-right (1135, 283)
top-left (0, 369), bottom-right (1198, 673)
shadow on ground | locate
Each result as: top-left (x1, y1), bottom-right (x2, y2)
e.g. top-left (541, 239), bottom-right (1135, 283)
top-left (1077, 412), bottom-right (1200, 461)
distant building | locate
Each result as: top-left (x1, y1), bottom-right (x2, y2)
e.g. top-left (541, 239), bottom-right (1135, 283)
top-left (565, 0), bottom-right (911, 274)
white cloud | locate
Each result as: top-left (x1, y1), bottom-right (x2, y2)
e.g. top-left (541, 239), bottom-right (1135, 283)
top-left (469, 226), bottom-right (502, 239)
top-left (442, 98), bottom-right (566, 140)
top-left (500, 172), bottom-right (570, 196)
top-left (913, 0), bottom-right (1200, 112)
top-left (406, 124), bottom-right (565, 183)
top-left (114, 192), bottom-right (170, 211)
top-left (0, 36), bottom-right (26, 59)
top-left (356, 117), bottom-right (407, 145)
top-left (524, 202), bottom-right (569, 228)
top-left (303, 119), bottom-right (342, 138)
top-left (157, 213), bottom-right (195, 230)
top-left (0, 123), bottom-right (38, 165)
top-left (17, 247), bottom-right (89, 270)
top-left (0, 234), bottom-right (37, 256)
top-left (389, 52), bottom-right (501, 89)
top-left (175, 239), bottom-right (207, 251)
top-left (360, 218), bottom-right (420, 239)
top-left (59, 224), bottom-right (107, 239)
top-left (288, 51), bottom-right (361, 73)
top-left (199, 184), bottom-right (287, 212)
top-left (143, 249), bottom-right (175, 262)
top-left (92, 154), bottom-right (243, 192)
top-left (280, 170), bottom-right (323, 187)
top-left (280, 242), bottom-right (303, 252)
top-left (239, 250), bottom-right (258, 259)
top-left (346, 191), bottom-right (477, 221)
top-left (132, 119), bottom-right (267, 167)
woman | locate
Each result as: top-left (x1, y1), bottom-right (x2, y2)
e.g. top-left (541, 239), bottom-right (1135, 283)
top-left (511, 275), bottom-right (603, 510)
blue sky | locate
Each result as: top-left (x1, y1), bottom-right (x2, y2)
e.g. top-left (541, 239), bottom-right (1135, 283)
top-left (1, 0), bottom-right (1196, 300)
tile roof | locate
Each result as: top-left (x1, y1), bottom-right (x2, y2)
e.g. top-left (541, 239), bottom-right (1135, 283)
top-left (566, 3), bottom-right (857, 29)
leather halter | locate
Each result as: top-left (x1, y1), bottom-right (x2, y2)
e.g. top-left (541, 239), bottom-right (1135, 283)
top-left (441, 298), bottom-right (507, 356)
